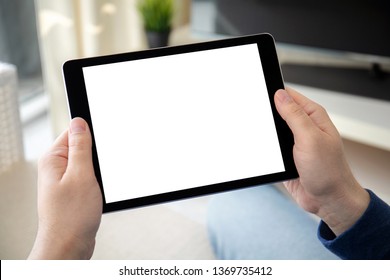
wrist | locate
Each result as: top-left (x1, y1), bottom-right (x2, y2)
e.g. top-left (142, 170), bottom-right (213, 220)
top-left (317, 180), bottom-right (370, 236)
top-left (28, 227), bottom-right (94, 260)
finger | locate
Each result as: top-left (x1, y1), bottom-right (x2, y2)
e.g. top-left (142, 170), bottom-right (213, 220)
top-left (284, 87), bottom-right (312, 107)
top-left (38, 129), bottom-right (69, 182)
top-left (51, 129), bottom-right (70, 150)
top-left (285, 87), bottom-right (338, 134)
top-left (274, 89), bottom-right (317, 138)
top-left (67, 117), bottom-right (94, 174)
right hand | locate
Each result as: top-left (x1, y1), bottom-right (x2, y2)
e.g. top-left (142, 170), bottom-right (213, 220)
top-left (274, 87), bottom-right (370, 236)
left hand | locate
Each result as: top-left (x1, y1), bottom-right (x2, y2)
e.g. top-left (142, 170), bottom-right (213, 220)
top-left (28, 117), bottom-right (102, 259)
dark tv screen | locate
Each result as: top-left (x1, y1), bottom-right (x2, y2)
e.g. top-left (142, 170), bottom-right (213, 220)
top-left (193, 0), bottom-right (390, 59)
top-left (191, 0), bottom-right (390, 101)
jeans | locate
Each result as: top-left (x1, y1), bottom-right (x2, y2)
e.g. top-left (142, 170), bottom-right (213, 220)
top-left (207, 184), bottom-right (339, 259)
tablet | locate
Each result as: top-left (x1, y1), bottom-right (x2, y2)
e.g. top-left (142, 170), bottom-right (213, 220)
top-left (63, 33), bottom-right (297, 213)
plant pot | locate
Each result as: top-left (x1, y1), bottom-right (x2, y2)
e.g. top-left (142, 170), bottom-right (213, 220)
top-left (146, 30), bottom-right (170, 48)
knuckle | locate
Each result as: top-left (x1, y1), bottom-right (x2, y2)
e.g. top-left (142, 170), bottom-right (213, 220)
top-left (316, 104), bottom-right (328, 115)
top-left (69, 134), bottom-right (91, 151)
top-left (287, 103), bottom-right (307, 122)
top-left (38, 147), bottom-right (68, 168)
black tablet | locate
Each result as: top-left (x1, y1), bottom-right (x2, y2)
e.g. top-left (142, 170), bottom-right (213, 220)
top-left (63, 33), bottom-right (297, 213)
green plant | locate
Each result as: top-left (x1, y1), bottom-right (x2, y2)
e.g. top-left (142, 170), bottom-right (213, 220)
top-left (138, 0), bottom-right (174, 32)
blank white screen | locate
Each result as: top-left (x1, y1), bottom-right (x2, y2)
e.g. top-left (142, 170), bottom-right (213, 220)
top-left (83, 43), bottom-right (285, 203)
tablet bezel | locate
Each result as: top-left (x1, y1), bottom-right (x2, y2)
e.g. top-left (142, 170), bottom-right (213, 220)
top-left (63, 33), bottom-right (298, 213)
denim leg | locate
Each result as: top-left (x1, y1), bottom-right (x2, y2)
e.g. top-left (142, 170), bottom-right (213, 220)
top-left (207, 184), bottom-right (339, 259)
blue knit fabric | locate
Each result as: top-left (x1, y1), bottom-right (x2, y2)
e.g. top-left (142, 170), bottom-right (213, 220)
top-left (318, 189), bottom-right (390, 260)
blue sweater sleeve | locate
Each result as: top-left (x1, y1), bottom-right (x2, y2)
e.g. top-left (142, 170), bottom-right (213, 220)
top-left (317, 189), bottom-right (390, 260)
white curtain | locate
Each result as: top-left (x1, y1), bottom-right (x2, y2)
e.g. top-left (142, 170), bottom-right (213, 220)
top-left (35, 0), bottom-right (190, 136)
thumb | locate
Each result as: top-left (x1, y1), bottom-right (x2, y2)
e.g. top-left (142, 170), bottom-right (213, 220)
top-left (68, 117), bottom-right (94, 173)
top-left (274, 89), bottom-right (316, 138)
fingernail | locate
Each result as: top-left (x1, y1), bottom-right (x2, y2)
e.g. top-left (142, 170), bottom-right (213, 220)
top-left (70, 118), bottom-right (86, 134)
top-left (275, 89), bottom-right (292, 104)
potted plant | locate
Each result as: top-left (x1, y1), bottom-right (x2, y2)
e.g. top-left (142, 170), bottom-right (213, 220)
top-left (138, 0), bottom-right (174, 48)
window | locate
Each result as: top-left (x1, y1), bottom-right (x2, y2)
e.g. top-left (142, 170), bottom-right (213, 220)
top-left (0, 0), bottom-right (43, 104)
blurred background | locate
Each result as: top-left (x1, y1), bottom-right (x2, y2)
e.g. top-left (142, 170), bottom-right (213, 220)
top-left (1, 0), bottom-right (389, 259)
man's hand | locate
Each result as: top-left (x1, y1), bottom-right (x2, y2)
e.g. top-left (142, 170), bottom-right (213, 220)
top-left (274, 87), bottom-right (370, 236)
top-left (29, 117), bottom-right (102, 259)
